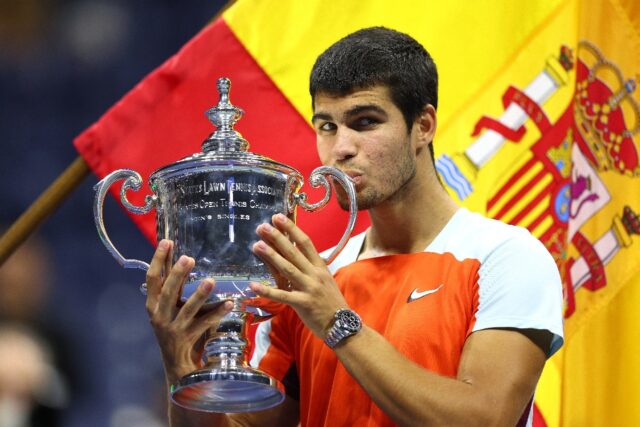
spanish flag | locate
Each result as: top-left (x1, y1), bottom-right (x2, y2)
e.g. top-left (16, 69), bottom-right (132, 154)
top-left (74, 1), bottom-right (640, 425)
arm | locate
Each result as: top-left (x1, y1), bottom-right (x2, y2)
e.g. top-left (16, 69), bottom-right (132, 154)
top-left (332, 326), bottom-right (546, 426)
top-left (250, 214), bottom-right (551, 426)
top-left (145, 240), bottom-right (299, 427)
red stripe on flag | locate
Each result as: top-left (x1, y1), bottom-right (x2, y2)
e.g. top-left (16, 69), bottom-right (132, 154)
top-left (508, 185), bottom-right (552, 226)
top-left (74, 18), bottom-right (368, 251)
top-left (532, 402), bottom-right (548, 427)
top-left (487, 156), bottom-right (537, 211)
top-left (524, 208), bottom-right (549, 232)
top-left (493, 167), bottom-right (547, 221)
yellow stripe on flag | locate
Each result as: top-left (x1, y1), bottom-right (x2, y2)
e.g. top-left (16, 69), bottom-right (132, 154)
top-left (500, 174), bottom-right (552, 225)
top-left (224, 0), bottom-right (565, 127)
top-left (487, 160), bottom-right (546, 218)
top-left (530, 213), bottom-right (555, 239)
top-left (537, 354), bottom-right (564, 427)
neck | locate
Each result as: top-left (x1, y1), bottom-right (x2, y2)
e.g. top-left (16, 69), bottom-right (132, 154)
top-left (359, 160), bottom-right (459, 259)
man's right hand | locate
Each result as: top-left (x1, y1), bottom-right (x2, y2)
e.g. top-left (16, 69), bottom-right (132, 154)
top-left (145, 239), bottom-right (233, 385)
top-left (144, 240), bottom-right (299, 427)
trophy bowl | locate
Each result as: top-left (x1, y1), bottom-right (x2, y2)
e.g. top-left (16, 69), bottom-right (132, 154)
top-left (93, 77), bottom-right (357, 412)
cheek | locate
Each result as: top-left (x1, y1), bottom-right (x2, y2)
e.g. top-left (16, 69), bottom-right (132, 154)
top-left (364, 141), bottom-right (396, 164)
top-left (316, 140), bottom-right (331, 164)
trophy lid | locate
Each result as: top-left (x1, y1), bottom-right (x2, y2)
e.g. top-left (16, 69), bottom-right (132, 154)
top-left (202, 77), bottom-right (249, 153)
top-left (149, 77), bottom-right (300, 182)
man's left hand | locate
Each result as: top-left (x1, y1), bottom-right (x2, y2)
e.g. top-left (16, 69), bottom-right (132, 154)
top-left (249, 213), bottom-right (349, 339)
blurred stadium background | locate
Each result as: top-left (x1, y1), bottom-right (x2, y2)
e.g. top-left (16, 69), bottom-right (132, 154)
top-left (0, 1), bottom-right (227, 425)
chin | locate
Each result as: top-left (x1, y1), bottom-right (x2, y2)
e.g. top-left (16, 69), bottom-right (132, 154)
top-left (335, 189), bottom-right (351, 211)
top-left (335, 188), bottom-right (356, 211)
top-left (336, 190), bottom-right (377, 211)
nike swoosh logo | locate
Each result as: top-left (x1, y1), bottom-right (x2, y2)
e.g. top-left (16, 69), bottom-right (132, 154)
top-left (407, 284), bottom-right (444, 303)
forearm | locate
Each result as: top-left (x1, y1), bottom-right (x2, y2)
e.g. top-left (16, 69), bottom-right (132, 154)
top-left (334, 326), bottom-right (532, 427)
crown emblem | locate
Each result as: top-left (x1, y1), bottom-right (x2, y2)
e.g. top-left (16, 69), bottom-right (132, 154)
top-left (573, 40), bottom-right (640, 176)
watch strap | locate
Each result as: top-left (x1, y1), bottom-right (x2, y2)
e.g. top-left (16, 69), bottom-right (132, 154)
top-left (324, 309), bottom-right (362, 349)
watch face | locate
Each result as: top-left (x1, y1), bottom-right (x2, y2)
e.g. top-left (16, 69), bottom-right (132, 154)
top-left (337, 309), bottom-right (361, 332)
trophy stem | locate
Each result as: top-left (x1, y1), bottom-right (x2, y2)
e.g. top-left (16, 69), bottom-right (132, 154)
top-left (170, 301), bottom-right (285, 413)
top-left (203, 306), bottom-right (251, 371)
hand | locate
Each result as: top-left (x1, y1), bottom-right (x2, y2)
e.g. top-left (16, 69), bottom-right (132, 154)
top-left (145, 240), bottom-right (233, 384)
top-left (250, 214), bottom-right (349, 338)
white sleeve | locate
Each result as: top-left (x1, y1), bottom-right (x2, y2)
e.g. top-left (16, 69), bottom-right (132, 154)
top-left (472, 230), bottom-right (565, 357)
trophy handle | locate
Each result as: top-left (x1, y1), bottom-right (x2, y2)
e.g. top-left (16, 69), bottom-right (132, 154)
top-left (293, 166), bottom-right (357, 264)
top-left (93, 169), bottom-right (157, 272)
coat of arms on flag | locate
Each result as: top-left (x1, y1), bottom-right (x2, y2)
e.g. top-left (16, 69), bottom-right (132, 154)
top-left (438, 39), bottom-right (639, 328)
top-left (434, 23), bottom-right (640, 423)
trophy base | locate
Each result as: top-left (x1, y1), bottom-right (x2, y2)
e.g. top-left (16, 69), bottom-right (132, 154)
top-left (171, 366), bottom-right (285, 413)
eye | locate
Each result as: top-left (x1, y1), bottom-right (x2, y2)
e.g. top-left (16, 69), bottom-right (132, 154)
top-left (317, 122), bottom-right (337, 132)
top-left (352, 116), bottom-right (379, 130)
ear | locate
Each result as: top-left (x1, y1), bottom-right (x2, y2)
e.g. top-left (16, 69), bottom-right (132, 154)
top-left (413, 104), bottom-right (437, 151)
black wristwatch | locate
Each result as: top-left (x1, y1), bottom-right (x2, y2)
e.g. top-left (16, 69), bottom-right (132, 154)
top-left (324, 308), bottom-right (362, 349)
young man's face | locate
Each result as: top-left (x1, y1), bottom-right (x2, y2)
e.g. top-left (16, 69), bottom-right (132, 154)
top-left (312, 85), bottom-right (420, 210)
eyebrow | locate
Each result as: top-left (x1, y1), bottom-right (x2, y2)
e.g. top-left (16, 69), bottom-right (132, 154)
top-left (311, 112), bottom-right (332, 124)
top-left (311, 104), bottom-right (388, 124)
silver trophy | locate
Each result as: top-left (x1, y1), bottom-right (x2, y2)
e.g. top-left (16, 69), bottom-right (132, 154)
top-left (93, 77), bottom-right (357, 413)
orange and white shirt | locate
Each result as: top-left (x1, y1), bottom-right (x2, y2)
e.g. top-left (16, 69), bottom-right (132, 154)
top-left (251, 208), bottom-right (564, 427)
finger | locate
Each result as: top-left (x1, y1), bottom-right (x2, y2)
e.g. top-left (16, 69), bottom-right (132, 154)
top-left (249, 282), bottom-right (296, 305)
top-left (244, 295), bottom-right (287, 315)
top-left (175, 279), bottom-right (215, 324)
top-left (146, 240), bottom-right (172, 312)
top-left (259, 254), bottom-right (290, 290)
top-left (272, 214), bottom-right (325, 267)
top-left (188, 300), bottom-right (234, 338)
top-left (157, 255), bottom-right (194, 320)
top-left (163, 240), bottom-right (174, 279)
top-left (253, 240), bottom-right (308, 286)
top-left (256, 221), bottom-right (314, 275)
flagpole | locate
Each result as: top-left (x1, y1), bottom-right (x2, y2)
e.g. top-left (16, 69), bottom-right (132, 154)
top-left (0, 156), bottom-right (90, 265)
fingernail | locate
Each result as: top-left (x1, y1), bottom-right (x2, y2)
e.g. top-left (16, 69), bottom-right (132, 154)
top-left (261, 223), bottom-right (273, 232)
top-left (254, 241), bottom-right (267, 251)
top-left (201, 281), bottom-right (213, 293)
top-left (274, 213), bottom-right (287, 224)
top-left (179, 255), bottom-right (190, 266)
top-left (223, 301), bottom-right (234, 310)
top-left (159, 240), bottom-right (170, 250)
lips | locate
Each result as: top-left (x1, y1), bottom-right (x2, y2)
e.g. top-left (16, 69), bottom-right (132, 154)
top-left (342, 170), bottom-right (363, 185)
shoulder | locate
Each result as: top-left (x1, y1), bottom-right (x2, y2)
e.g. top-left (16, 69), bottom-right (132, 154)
top-left (441, 210), bottom-right (564, 356)
top-left (428, 208), bottom-right (545, 265)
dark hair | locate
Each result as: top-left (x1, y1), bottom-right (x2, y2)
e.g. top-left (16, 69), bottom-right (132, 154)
top-left (310, 26), bottom-right (438, 131)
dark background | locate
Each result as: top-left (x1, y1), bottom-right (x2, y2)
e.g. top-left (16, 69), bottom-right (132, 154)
top-left (0, 1), bottom-right (227, 425)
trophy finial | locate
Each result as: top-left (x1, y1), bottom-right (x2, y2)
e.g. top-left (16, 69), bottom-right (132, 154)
top-left (202, 77), bottom-right (249, 152)
top-left (217, 77), bottom-right (231, 99)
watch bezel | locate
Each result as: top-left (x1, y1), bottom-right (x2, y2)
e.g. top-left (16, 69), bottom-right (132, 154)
top-left (335, 309), bottom-right (362, 333)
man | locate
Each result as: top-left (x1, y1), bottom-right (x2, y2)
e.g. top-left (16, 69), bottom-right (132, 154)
top-left (146, 27), bottom-right (564, 426)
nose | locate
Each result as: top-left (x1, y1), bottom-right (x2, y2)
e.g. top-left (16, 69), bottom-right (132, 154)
top-left (331, 128), bottom-right (358, 162)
